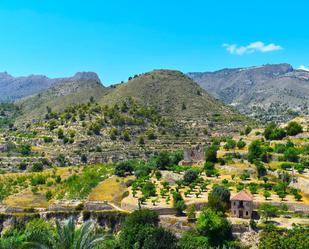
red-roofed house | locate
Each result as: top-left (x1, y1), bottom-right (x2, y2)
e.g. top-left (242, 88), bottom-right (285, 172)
top-left (230, 190), bottom-right (253, 219)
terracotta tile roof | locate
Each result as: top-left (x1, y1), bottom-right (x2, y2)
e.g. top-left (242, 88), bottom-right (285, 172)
top-left (230, 190), bottom-right (253, 201)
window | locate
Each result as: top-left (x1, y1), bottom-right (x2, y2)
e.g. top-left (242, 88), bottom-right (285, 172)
top-left (234, 210), bottom-right (236, 214)
top-left (246, 211), bottom-right (248, 216)
top-left (234, 202), bottom-right (236, 206)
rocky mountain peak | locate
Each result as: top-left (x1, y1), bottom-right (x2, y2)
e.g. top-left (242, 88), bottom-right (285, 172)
top-left (70, 72), bottom-right (101, 83)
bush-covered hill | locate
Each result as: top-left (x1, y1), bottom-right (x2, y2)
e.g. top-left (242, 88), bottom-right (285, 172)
top-left (101, 70), bottom-right (248, 125)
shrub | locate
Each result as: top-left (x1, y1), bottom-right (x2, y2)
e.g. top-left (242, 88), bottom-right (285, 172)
top-left (43, 136), bottom-right (53, 143)
top-left (31, 162), bottom-right (44, 172)
top-left (155, 171), bottom-right (162, 180)
top-left (45, 190), bottom-right (52, 201)
top-left (19, 144), bottom-right (31, 156)
top-left (237, 139), bottom-right (246, 149)
top-left (146, 129), bottom-right (157, 140)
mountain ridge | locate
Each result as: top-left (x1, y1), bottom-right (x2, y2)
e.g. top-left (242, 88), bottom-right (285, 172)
top-left (0, 71), bottom-right (102, 102)
top-left (187, 63), bottom-right (309, 122)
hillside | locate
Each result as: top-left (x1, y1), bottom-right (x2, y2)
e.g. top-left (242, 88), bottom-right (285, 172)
top-left (0, 70), bottom-right (254, 172)
top-left (101, 70), bottom-right (250, 130)
top-left (188, 64), bottom-right (309, 122)
top-left (16, 73), bottom-right (107, 124)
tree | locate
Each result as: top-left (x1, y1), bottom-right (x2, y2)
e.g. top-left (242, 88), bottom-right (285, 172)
top-left (24, 219), bottom-right (54, 247)
top-left (258, 204), bottom-right (278, 222)
top-left (196, 208), bottom-right (232, 246)
top-left (248, 140), bottom-right (263, 163)
top-left (186, 204), bottom-right (196, 221)
top-left (240, 171), bottom-right (250, 181)
top-left (259, 225), bottom-right (309, 249)
top-left (255, 161), bottom-right (267, 178)
top-left (245, 126), bottom-right (252, 136)
top-left (19, 144), bottom-right (31, 156)
top-left (263, 191), bottom-right (271, 200)
top-left (31, 162), bottom-right (43, 172)
top-left (286, 121), bottom-right (302, 136)
top-left (224, 139), bottom-right (236, 150)
top-left (57, 128), bottom-right (64, 139)
top-left (264, 123), bottom-right (286, 140)
top-left (284, 147), bottom-right (299, 162)
top-left (278, 191), bottom-right (287, 201)
top-left (294, 193), bottom-right (302, 201)
top-left (141, 181), bottom-right (156, 198)
top-left (119, 209), bottom-right (177, 249)
top-left (205, 145), bottom-right (218, 163)
top-left (208, 185), bottom-right (230, 213)
top-left (183, 169), bottom-right (198, 184)
top-left (237, 139), bottom-right (246, 149)
top-left (45, 190), bottom-right (53, 201)
top-left (115, 161), bottom-right (134, 177)
top-left (155, 151), bottom-right (171, 170)
top-left (204, 161), bottom-right (216, 177)
top-left (122, 129), bottom-right (130, 141)
top-left (25, 217), bottom-right (105, 249)
top-left (173, 191), bottom-right (186, 215)
top-left (178, 232), bottom-right (210, 249)
top-left (80, 154), bottom-right (88, 164)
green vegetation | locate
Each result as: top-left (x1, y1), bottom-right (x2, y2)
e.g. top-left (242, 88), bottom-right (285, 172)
top-left (259, 225), bottom-right (309, 249)
top-left (208, 185), bottom-right (231, 213)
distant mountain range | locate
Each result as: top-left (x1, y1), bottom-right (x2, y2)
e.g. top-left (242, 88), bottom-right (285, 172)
top-left (0, 72), bottom-right (101, 102)
top-left (2, 63), bottom-right (306, 125)
top-left (188, 63), bottom-right (309, 122)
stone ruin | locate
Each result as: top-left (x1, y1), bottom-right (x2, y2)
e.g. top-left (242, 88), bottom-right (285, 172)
top-left (180, 144), bottom-right (205, 165)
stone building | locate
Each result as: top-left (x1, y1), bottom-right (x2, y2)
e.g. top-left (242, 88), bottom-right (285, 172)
top-left (230, 190), bottom-right (253, 219)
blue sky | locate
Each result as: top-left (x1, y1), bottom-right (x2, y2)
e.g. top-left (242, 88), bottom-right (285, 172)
top-left (0, 0), bottom-right (308, 85)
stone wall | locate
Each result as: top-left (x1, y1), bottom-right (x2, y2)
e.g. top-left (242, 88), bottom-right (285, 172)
top-left (0, 210), bottom-right (127, 235)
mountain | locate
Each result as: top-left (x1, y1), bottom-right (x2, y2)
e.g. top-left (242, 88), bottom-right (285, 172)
top-left (8, 69), bottom-right (250, 131)
top-left (0, 71), bottom-right (101, 102)
top-left (101, 70), bottom-right (251, 131)
top-left (16, 73), bottom-right (107, 124)
top-left (187, 63), bottom-right (309, 122)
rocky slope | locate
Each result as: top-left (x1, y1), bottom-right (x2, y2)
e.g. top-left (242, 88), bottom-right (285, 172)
top-left (188, 64), bottom-right (309, 122)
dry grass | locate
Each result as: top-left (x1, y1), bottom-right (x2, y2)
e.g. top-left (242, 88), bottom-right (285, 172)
top-left (3, 189), bottom-right (48, 208)
top-left (88, 175), bottom-right (135, 206)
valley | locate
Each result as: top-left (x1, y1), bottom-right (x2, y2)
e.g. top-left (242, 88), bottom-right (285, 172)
top-left (0, 67), bottom-right (308, 249)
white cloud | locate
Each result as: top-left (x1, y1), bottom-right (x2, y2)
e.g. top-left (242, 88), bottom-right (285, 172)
top-left (298, 65), bottom-right (309, 71)
top-left (223, 41), bottom-right (283, 55)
